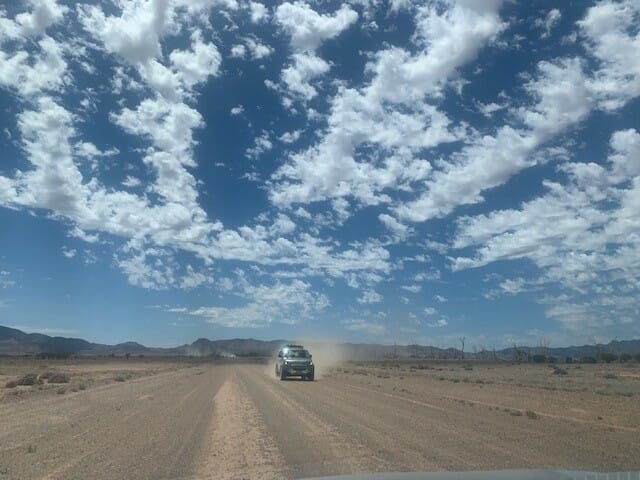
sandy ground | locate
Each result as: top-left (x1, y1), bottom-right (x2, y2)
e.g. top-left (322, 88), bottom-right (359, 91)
top-left (1, 360), bottom-right (639, 479)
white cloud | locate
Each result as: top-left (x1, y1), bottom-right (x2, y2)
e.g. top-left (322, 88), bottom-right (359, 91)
top-left (578, 0), bottom-right (640, 110)
top-left (451, 129), bottom-right (640, 331)
top-left (169, 31), bottom-right (221, 88)
top-left (279, 130), bottom-right (301, 144)
top-left (230, 43), bottom-right (246, 58)
top-left (270, 1), bottom-right (504, 210)
top-left (395, 56), bottom-right (591, 223)
top-left (243, 36), bottom-right (272, 59)
top-left (249, 2), bottom-right (268, 23)
top-left (434, 294), bottom-right (447, 303)
top-left (0, 35), bottom-right (68, 97)
top-left (341, 318), bottom-right (386, 335)
top-left (230, 105), bottom-right (244, 115)
top-left (62, 247), bottom-right (76, 258)
top-left (122, 175), bottom-right (142, 188)
top-left (190, 278), bottom-right (329, 327)
top-left (401, 284), bottom-right (421, 293)
top-left (535, 8), bottom-right (561, 39)
top-left (245, 131), bottom-right (273, 159)
top-left (275, 2), bottom-right (358, 52)
top-left (357, 289), bottom-right (382, 304)
top-left (280, 52), bottom-right (330, 100)
top-left (427, 318), bottom-right (448, 328)
top-left (378, 213), bottom-right (409, 240)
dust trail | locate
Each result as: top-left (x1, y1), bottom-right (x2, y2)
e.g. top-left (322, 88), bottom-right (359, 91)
top-left (302, 341), bottom-right (350, 378)
top-left (196, 375), bottom-right (291, 480)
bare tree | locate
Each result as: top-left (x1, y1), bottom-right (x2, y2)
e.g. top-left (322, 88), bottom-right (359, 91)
top-left (459, 336), bottom-right (466, 360)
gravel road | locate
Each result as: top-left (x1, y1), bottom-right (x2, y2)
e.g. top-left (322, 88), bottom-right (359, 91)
top-left (1, 363), bottom-right (638, 479)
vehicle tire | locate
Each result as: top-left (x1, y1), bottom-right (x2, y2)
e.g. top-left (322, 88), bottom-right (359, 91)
top-left (307, 372), bottom-right (314, 381)
top-left (280, 367), bottom-right (286, 381)
top-left (275, 364), bottom-right (279, 377)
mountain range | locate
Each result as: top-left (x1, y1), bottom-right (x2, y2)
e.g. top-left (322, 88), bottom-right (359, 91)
top-left (1, 325), bottom-right (639, 360)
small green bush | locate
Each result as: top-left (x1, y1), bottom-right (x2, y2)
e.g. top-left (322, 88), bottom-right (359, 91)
top-left (526, 410), bottom-right (538, 419)
top-left (114, 375), bottom-right (126, 382)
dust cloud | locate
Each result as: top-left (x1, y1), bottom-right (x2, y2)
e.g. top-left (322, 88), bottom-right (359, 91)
top-left (304, 342), bottom-right (350, 378)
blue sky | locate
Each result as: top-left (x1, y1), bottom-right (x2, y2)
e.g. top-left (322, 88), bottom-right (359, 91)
top-left (0, 0), bottom-right (639, 348)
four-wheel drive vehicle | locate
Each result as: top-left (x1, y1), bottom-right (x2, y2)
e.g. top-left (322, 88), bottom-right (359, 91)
top-left (275, 344), bottom-right (315, 381)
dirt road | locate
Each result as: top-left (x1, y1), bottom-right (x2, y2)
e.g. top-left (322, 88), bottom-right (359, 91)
top-left (1, 363), bottom-right (639, 479)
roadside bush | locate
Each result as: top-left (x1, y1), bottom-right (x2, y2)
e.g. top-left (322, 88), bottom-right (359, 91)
top-left (552, 366), bottom-right (568, 375)
top-left (619, 353), bottom-right (632, 363)
top-left (526, 410), bottom-right (539, 419)
top-left (12, 374), bottom-right (41, 386)
top-left (603, 373), bottom-right (618, 380)
top-left (510, 410), bottom-right (523, 416)
top-left (47, 373), bottom-right (70, 384)
top-left (56, 388), bottom-right (66, 394)
top-left (114, 375), bottom-right (127, 382)
top-left (5, 380), bottom-right (17, 388)
top-left (532, 354), bottom-right (547, 363)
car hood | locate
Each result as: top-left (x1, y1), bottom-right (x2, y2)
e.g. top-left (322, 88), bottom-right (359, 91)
top-left (301, 470), bottom-right (633, 480)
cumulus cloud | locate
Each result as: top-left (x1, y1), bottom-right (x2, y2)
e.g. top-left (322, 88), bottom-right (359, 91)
top-left (451, 129), bottom-right (640, 330)
top-left (270, 0), bottom-right (504, 210)
top-left (275, 2), bottom-right (358, 52)
top-left (248, 1), bottom-right (268, 23)
top-left (189, 278), bottom-right (329, 327)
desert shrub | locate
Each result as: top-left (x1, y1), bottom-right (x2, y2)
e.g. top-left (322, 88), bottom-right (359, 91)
top-left (14, 374), bottom-right (41, 386)
top-left (603, 373), bottom-right (618, 379)
top-left (619, 353), bottom-right (632, 363)
top-left (510, 410), bottom-right (523, 416)
top-left (47, 373), bottom-right (70, 384)
top-left (40, 371), bottom-right (55, 380)
top-left (552, 366), bottom-right (568, 375)
top-left (532, 354), bottom-right (547, 363)
top-left (463, 364), bottom-right (473, 371)
top-left (79, 384), bottom-right (87, 390)
top-left (114, 375), bottom-right (127, 382)
top-left (5, 380), bottom-right (17, 388)
top-left (56, 388), bottom-right (66, 394)
top-left (580, 356), bottom-right (597, 364)
top-left (526, 410), bottom-right (539, 419)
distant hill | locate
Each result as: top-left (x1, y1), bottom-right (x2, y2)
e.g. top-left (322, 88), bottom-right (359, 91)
top-left (1, 325), bottom-right (639, 360)
top-left (0, 325), bottom-right (285, 357)
top-left (496, 339), bottom-right (640, 361)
